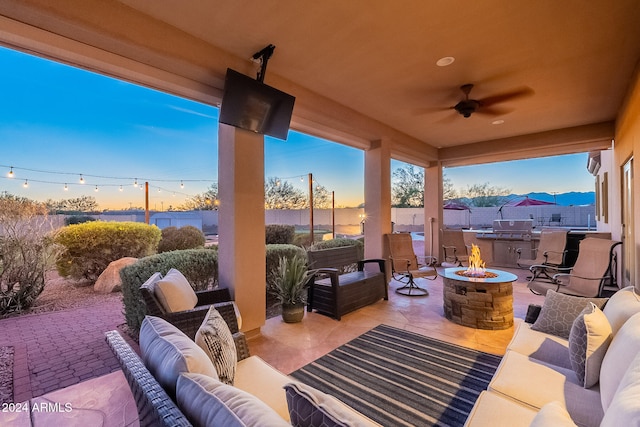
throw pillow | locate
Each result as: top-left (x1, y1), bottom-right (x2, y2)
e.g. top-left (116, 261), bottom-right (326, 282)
top-left (285, 382), bottom-right (377, 427)
top-left (530, 290), bottom-right (608, 339)
top-left (529, 401), bottom-right (578, 427)
top-left (154, 268), bottom-right (198, 313)
top-left (568, 302), bottom-right (613, 388)
top-left (139, 316), bottom-right (218, 398)
top-left (176, 373), bottom-right (289, 427)
top-left (195, 306), bottom-right (238, 385)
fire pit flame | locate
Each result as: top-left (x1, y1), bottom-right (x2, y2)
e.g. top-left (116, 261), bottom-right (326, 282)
top-left (455, 244), bottom-right (497, 278)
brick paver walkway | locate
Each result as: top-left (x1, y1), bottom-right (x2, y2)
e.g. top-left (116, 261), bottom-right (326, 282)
top-left (0, 298), bottom-right (128, 403)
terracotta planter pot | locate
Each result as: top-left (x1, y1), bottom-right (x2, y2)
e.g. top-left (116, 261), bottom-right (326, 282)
top-left (281, 303), bottom-right (305, 323)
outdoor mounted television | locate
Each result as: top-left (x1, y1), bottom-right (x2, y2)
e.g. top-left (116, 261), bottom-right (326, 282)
top-left (219, 68), bottom-right (295, 140)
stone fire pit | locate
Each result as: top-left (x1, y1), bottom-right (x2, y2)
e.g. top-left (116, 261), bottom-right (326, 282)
top-left (442, 267), bottom-right (517, 330)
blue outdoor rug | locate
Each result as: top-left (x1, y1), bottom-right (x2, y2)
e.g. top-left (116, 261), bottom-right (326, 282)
top-left (290, 324), bottom-right (502, 427)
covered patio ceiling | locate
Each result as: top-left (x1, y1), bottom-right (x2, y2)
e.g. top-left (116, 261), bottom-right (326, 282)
top-left (1, 1), bottom-right (639, 167)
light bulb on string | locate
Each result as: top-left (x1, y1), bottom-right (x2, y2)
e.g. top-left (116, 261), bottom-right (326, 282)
top-left (133, 179), bottom-right (138, 188)
top-left (23, 179), bottom-right (28, 188)
top-left (8, 167), bottom-right (14, 178)
top-left (79, 174), bottom-right (85, 184)
top-left (119, 185), bottom-right (123, 192)
top-left (180, 181), bottom-right (184, 189)
top-left (64, 183), bottom-right (68, 191)
top-left (94, 185), bottom-right (99, 192)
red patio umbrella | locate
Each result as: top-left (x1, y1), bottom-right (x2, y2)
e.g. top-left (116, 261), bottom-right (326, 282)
top-left (505, 196), bottom-right (555, 207)
top-left (443, 201), bottom-right (471, 210)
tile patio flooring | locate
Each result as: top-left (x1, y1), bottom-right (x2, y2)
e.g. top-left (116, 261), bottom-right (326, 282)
top-left (0, 266), bottom-right (544, 407)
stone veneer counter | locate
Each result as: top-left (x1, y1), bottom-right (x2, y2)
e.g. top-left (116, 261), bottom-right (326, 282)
top-left (442, 268), bottom-right (517, 330)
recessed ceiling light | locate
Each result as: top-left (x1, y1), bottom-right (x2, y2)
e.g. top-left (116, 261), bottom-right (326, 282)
top-left (436, 57), bottom-right (455, 67)
top-left (492, 119), bottom-right (505, 125)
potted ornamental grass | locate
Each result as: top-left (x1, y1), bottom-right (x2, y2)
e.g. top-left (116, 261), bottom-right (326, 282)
top-left (270, 253), bottom-right (314, 323)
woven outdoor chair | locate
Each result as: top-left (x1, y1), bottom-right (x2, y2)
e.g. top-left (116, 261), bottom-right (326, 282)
top-left (386, 233), bottom-right (437, 296)
top-left (140, 273), bottom-right (239, 340)
top-left (528, 237), bottom-right (621, 297)
top-left (441, 228), bottom-right (471, 267)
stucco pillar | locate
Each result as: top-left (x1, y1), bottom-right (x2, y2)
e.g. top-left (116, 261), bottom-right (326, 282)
top-left (364, 139), bottom-right (392, 261)
top-left (218, 124), bottom-right (266, 336)
top-left (424, 163), bottom-right (443, 261)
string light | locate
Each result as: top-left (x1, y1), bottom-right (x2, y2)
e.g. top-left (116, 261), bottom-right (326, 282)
top-left (64, 183), bottom-right (68, 191)
top-left (8, 167), bottom-right (14, 178)
top-left (119, 185), bottom-right (123, 192)
top-left (94, 185), bottom-right (99, 192)
top-left (23, 179), bottom-right (28, 188)
top-left (180, 180), bottom-right (184, 189)
top-left (79, 174), bottom-right (85, 184)
top-left (133, 178), bottom-right (138, 188)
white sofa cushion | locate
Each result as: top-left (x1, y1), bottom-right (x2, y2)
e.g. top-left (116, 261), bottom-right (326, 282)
top-left (284, 382), bottom-right (381, 427)
top-left (601, 351), bottom-right (640, 427)
top-left (506, 321), bottom-right (572, 369)
top-left (568, 302), bottom-right (612, 388)
top-left (176, 373), bottom-right (289, 427)
top-left (195, 306), bottom-right (237, 385)
top-left (463, 391), bottom-right (538, 427)
top-left (154, 268), bottom-right (198, 313)
top-left (489, 350), bottom-right (603, 427)
top-left (234, 355), bottom-right (293, 421)
top-left (139, 315), bottom-right (218, 397)
top-left (529, 401), bottom-right (578, 427)
top-left (530, 290), bottom-right (608, 339)
top-left (600, 312), bottom-right (640, 411)
top-left (602, 286), bottom-right (640, 334)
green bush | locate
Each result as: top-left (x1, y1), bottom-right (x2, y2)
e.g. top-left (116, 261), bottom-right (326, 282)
top-left (64, 215), bottom-right (96, 226)
top-left (120, 249), bottom-right (219, 333)
top-left (265, 224), bottom-right (295, 244)
top-left (157, 225), bottom-right (206, 253)
top-left (266, 244), bottom-right (306, 288)
top-left (311, 238), bottom-right (364, 258)
top-left (54, 221), bottom-right (161, 282)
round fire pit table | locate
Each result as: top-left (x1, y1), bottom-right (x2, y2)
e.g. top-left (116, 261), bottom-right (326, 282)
top-left (442, 267), bottom-right (517, 330)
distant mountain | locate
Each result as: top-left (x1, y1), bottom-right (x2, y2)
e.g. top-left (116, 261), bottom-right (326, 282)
top-left (510, 191), bottom-right (595, 206)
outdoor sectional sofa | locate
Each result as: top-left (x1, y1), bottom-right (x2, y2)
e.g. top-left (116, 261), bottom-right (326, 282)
top-left (465, 286), bottom-right (640, 427)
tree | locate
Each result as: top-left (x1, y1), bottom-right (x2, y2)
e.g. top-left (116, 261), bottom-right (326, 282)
top-left (179, 184), bottom-right (219, 210)
top-left (462, 182), bottom-right (511, 207)
top-left (392, 165), bottom-right (424, 207)
top-left (265, 177), bottom-right (306, 209)
top-left (443, 175), bottom-right (457, 201)
top-left (312, 183), bottom-right (331, 209)
top-left (44, 196), bottom-right (98, 213)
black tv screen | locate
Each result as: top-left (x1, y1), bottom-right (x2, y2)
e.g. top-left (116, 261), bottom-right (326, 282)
top-left (219, 68), bottom-right (295, 140)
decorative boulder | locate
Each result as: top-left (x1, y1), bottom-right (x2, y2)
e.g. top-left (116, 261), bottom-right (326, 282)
top-left (94, 257), bottom-right (138, 293)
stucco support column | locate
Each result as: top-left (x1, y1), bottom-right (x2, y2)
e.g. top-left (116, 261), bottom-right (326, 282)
top-left (218, 124), bottom-right (266, 336)
top-left (364, 139), bottom-right (392, 262)
top-left (424, 163), bottom-right (443, 262)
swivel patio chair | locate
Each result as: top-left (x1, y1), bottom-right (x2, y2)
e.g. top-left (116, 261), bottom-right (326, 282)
top-left (517, 228), bottom-right (568, 281)
top-left (441, 228), bottom-right (470, 267)
top-left (528, 237), bottom-right (621, 297)
top-left (386, 233), bottom-right (437, 296)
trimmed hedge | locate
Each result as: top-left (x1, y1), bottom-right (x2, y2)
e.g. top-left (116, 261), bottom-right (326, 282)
top-left (120, 249), bottom-right (218, 333)
top-left (266, 244), bottom-right (306, 287)
top-left (54, 221), bottom-right (161, 282)
top-left (265, 224), bottom-right (295, 244)
top-left (311, 238), bottom-right (364, 258)
top-left (157, 225), bottom-right (206, 253)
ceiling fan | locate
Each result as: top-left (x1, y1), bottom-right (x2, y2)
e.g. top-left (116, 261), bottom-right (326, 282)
top-left (450, 84), bottom-right (533, 118)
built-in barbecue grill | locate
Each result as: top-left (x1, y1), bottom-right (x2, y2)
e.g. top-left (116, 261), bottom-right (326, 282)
top-left (477, 219), bottom-right (534, 240)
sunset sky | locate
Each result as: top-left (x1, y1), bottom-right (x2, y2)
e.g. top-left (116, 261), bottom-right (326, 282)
top-left (0, 46), bottom-right (594, 210)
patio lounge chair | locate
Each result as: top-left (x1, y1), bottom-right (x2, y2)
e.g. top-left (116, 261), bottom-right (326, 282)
top-left (140, 270), bottom-right (239, 340)
top-left (527, 237), bottom-right (621, 297)
top-left (441, 228), bottom-right (470, 267)
top-left (516, 228), bottom-right (568, 281)
top-left (386, 233), bottom-right (437, 296)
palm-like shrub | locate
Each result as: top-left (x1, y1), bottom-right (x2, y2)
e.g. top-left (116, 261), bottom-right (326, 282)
top-left (0, 195), bottom-right (60, 316)
top-left (54, 221), bottom-right (161, 282)
top-left (269, 253), bottom-right (314, 306)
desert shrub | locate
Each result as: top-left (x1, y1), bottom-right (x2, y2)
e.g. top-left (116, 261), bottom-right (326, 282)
top-left (265, 224), bottom-right (295, 244)
top-left (266, 244), bottom-right (306, 288)
top-left (64, 215), bottom-right (96, 226)
top-left (0, 195), bottom-right (60, 316)
top-left (291, 232), bottom-right (326, 248)
top-left (54, 221), bottom-right (161, 282)
top-left (157, 225), bottom-right (206, 253)
top-left (120, 249), bottom-right (218, 333)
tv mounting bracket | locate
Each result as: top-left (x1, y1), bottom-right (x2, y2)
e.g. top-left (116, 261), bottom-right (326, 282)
top-left (251, 44), bottom-right (275, 83)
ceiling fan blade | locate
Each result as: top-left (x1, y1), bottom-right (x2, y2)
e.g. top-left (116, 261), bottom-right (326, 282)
top-left (412, 106), bottom-right (454, 116)
top-left (475, 106), bottom-right (513, 116)
top-left (478, 86), bottom-right (534, 106)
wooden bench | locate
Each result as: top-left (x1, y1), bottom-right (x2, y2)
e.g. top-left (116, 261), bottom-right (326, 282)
top-left (307, 245), bottom-right (387, 320)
